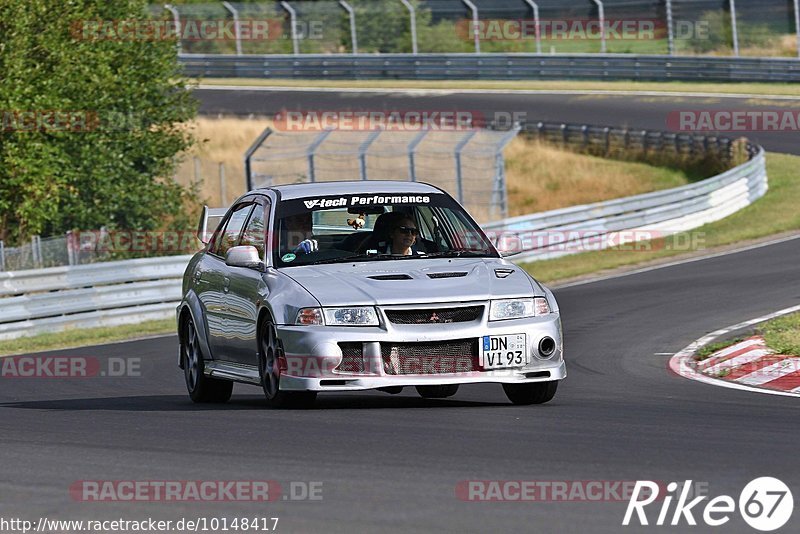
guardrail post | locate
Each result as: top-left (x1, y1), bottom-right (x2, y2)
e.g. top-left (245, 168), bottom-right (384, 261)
top-left (561, 123), bottom-right (568, 147)
top-left (281, 1), bottom-right (300, 55)
top-left (164, 4), bottom-right (182, 55)
top-left (221, 1), bottom-right (243, 55)
top-left (454, 130), bottom-right (478, 204)
top-left (591, 0), bottom-right (607, 54)
top-left (729, 0), bottom-right (739, 57)
top-left (642, 130), bottom-right (649, 156)
top-left (399, 0), bottom-right (418, 55)
top-left (523, 1), bottom-right (542, 54)
top-left (358, 129), bottom-right (382, 180)
top-left (581, 125), bottom-right (589, 149)
top-left (407, 130), bottom-right (428, 182)
top-left (339, 0), bottom-right (358, 55)
top-left (0, 240), bottom-right (5, 271)
top-left (462, 0), bottom-right (480, 54)
top-left (307, 129), bottom-right (334, 183)
top-left (794, 0), bottom-right (800, 58)
top-left (665, 0), bottom-right (675, 55)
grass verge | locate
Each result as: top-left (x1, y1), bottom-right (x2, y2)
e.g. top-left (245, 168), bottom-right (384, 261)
top-left (198, 78), bottom-right (800, 98)
top-left (0, 319), bottom-right (175, 357)
top-left (760, 313), bottom-right (800, 357)
top-left (522, 152), bottom-right (800, 284)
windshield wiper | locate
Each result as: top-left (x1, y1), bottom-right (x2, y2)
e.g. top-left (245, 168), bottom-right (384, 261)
top-left (309, 253), bottom-right (391, 265)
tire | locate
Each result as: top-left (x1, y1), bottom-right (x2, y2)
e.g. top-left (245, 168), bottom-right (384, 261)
top-left (416, 384), bottom-right (459, 399)
top-left (502, 381), bottom-right (558, 405)
top-left (182, 316), bottom-right (233, 403)
top-left (259, 319), bottom-right (317, 409)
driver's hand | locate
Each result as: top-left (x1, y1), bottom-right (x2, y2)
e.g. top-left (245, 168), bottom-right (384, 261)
top-left (293, 239), bottom-right (319, 254)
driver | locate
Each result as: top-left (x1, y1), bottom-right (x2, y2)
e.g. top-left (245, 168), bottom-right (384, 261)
top-left (386, 217), bottom-right (422, 256)
top-left (283, 213), bottom-right (318, 255)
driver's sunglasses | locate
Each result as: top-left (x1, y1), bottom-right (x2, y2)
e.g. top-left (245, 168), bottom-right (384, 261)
top-left (397, 226), bottom-right (420, 236)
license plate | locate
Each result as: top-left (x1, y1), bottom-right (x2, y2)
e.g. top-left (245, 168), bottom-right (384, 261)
top-left (480, 334), bottom-right (528, 369)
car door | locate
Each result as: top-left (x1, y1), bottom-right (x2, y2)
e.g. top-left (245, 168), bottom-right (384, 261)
top-left (225, 198), bottom-right (271, 366)
top-left (201, 201), bottom-right (254, 361)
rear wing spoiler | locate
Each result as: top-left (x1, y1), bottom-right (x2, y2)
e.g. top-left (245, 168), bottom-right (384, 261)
top-left (197, 205), bottom-right (228, 244)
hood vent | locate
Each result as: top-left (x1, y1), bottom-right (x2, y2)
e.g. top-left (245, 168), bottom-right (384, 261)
top-left (368, 274), bottom-right (413, 281)
top-left (427, 272), bottom-right (468, 279)
top-left (494, 268), bottom-right (515, 279)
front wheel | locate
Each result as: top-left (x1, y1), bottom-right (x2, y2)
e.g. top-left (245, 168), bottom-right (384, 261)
top-left (259, 319), bottom-right (317, 409)
top-left (502, 381), bottom-right (558, 405)
top-left (182, 316), bottom-right (233, 404)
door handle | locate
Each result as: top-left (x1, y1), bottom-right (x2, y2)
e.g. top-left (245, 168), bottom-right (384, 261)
top-left (223, 276), bottom-right (230, 293)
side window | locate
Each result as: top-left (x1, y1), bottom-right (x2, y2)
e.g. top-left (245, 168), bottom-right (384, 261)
top-left (240, 202), bottom-right (267, 258)
top-left (211, 203), bottom-right (253, 258)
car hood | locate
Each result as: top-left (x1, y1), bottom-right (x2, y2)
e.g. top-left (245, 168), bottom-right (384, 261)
top-left (279, 258), bottom-right (540, 307)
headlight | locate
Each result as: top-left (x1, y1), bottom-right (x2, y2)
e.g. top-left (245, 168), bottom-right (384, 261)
top-left (489, 297), bottom-right (550, 321)
top-left (324, 307), bottom-right (379, 326)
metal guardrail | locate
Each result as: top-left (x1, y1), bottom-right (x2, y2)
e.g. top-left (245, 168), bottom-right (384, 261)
top-left (179, 53), bottom-right (800, 82)
top-left (484, 146), bottom-right (767, 262)
top-left (0, 256), bottom-right (192, 340)
top-left (0, 124), bottom-right (768, 340)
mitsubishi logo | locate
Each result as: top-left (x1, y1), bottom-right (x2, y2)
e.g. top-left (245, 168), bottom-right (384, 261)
top-left (429, 312), bottom-right (441, 323)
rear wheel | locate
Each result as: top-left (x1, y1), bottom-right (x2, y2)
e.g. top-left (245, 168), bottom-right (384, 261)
top-left (259, 319), bottom-right (317, 409)
top-left (182, 316), bottom-right (233, 403)
top-left (502, 381), bottom-right (558, 405)
top-left (416, 385), bottom-right (459, 399)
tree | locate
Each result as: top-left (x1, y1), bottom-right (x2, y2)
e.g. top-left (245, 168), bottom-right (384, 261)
top-left (0, 0), bottom-right (197, 245)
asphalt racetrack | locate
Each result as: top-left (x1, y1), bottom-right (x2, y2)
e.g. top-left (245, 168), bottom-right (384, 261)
top-left (194, 87), bottom-right (800, 155)
top-left (2, 235), bottom-right (799, 533)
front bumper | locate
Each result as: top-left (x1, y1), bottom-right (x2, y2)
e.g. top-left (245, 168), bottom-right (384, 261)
top-left (276, 307), bottom-right (565, 392)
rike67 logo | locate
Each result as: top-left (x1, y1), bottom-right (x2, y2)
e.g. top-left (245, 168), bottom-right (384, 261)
top-left (623, 478), bottom-right (793, 531)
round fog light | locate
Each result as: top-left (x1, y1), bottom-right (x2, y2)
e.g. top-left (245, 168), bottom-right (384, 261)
top-left (538, 336), bottom-right (556, 358)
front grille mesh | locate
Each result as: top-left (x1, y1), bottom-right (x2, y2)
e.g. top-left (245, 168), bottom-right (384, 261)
top-left (336, 343), bottom-right (365, 374)
top-left (381, 339), bottom-right (477, 375)
top-left (384, 306), bottom-right (484, 325)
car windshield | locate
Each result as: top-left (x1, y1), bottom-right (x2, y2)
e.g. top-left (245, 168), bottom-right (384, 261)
top-left (273, 192), bottom-right (498, 267)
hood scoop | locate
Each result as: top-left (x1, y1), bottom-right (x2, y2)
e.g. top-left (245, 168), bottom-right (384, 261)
top-left (494, 268), bottom-right (515, 279)
top-left (427, 272), bottom-right (468, 279)
top-left (368, 274), bottom-right (413, 281)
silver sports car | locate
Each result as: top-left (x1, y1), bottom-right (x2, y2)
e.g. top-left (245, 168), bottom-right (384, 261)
top-left (177, 181), bottom-right (565, 408)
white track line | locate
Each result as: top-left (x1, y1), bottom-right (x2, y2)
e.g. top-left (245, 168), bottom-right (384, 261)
top-left (196, 84), bottom-right (800, 101)
top-left (554, 233), bottom-right (800, 290)
top-left (669, 305), bottom-right (800, 398)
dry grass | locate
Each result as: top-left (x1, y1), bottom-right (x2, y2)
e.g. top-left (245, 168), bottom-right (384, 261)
top-left (177, 117), bottom-right (690, 214)
top-left (504, 137), bottom-right (689, 217)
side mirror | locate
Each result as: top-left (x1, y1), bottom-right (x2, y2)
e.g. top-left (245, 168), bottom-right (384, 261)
top-left (225, 246), bottom-right (263, 269)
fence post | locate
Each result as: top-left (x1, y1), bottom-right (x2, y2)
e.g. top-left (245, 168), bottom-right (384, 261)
top-left (665, 0), bottom-right (675, 55)
top-left (407, 130), bottom-right (428, 182)
top-left (0, 240), bottom-right (4, 271)
top-left (399, 0), bottom-right (418, 55)
top-left (358, 130), bottom-right (382, 181)
top-left (281, 1), bottom-right (300, 55)
top-left (32, 236), bottom-right (41, 269)
top-left (164, 4), bottom-right (182, 55)
top-left (307, 129), bottom-right (334, 183)
top-left (339, 0), bottom-right (358, 54)
top-left (591, 0), bottom-right (607, 53)
top-left (794, 0), bottom-right (800, 58)
top-left (222, 1), bottom-right (243, 55)
top-left (244, 127), bottom-right (274, 190)
top-left (603, 127), bottom-right (611, 155)
top-left (219, 162), bottom-right (227, 207)
top-left (66, 231), bottom-right (75, 266)
top-left (462, 0), bottom-right (480, 54)
top-left (523, 1), bottom-right (542, 54)
top-left (729, 0), bottom-right (739, 57)
top-left (454, 130), bottom-right (478, 204)
top-left (193, 156), bottom-right (203, 186)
